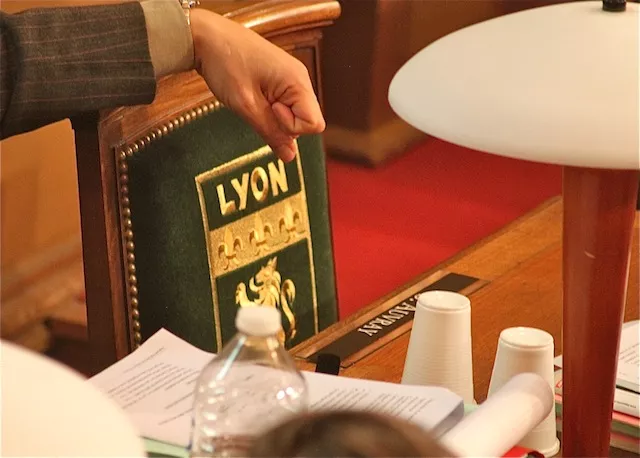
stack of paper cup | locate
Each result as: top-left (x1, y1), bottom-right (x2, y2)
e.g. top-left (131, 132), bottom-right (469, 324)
top-left (488, 327), bottom-right (560, 457)
top-left (401, 291), bottom-right (474, 403)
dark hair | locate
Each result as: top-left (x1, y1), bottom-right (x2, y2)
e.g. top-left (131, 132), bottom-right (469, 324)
top-left (249, 410), bottom-right (456, 457)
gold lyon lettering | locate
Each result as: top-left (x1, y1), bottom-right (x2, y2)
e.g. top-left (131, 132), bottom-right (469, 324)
top-left (251, 167), bottom-right (269, 202)
top-left (217, 184), bottom-right (236, 216)
top-left (231, 174), bottom-right (250, 211)
top-left (217, 161), bottom-right (291, 216)
top-left (268, 160), bottom-right (289, 197)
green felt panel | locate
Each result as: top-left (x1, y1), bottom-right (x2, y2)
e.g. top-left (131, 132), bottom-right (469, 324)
top-left (126, 106), bottom-right (337, 352)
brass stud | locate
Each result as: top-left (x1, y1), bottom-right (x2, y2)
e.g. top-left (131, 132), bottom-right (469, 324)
top-left (134, 332), bottom-right (142, 343)
top-left (128, 263), bottom-right (136, 274)
top-left (145, 135), bottom-right (152, 144)
top-left (202, 104), bottom-right (209, 114)
top-left (132, 143), bottom-right (139, 153)
top-left (130, 285), bottom-right (138, 296)
top-left (129, 274), bottom-right (137, 285)
top-left (124, 229), bottom-right (134, 240)
top-left (167, 122), bottom-right (174, 132)
top-left (208, 102), bottom-right (215, 110)
top-left (178, 116), bottom-right (185, 126)
top-left (133, 321), bottom-right (141, 331)
top-left (120, 185), bottom-right (129, 195)
top-left (196, 107), bottom-right (203, 116)
top-left (172, 119), bottom-right (180, 129)
top-left (137, 139), bottom-right (146, 149)
top-left (184, 113), bottom-right (192, 122)
top-left (132, 308), bottom-right (140, 319)
top-left (126, 241), bottom-right (135, 251)
top-left (131, 297), bottom-right (139, 307)
top-left (121, 174), bottom-right (129, 184)
top-left (162, 125), bottom-right (169, 135)
top-left (119, 161), bottom-right (128, 172)
top-left (151, 131), bottom-right (157, 141)
top-left (122, 208), bottom-right (131, 218)
top-left (118, 150), bottom-right (126, 160)
top-left (154, 128), bottom-right (162, 138)
top-left (126, 147), bottom-right (134, 157)
top-left (124, 218), bottom-right (132, 228)
top-left (122, 196), bottom-right (130, 206)
top-left (190, 109), bottom-right (197, 118)
top-left (127, 252), bottom-right (135, 262)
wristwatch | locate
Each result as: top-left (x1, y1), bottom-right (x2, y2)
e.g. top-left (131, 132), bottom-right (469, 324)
top-left (179, 0), bottom-right (201, 25)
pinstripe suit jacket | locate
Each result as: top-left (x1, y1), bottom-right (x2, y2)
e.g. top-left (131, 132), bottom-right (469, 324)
top-left (0, 2), bottom-right (156, 139)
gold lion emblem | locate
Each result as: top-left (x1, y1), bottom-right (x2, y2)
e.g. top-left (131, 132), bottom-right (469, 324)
top-left (235, 257), bottom-right (296, 344)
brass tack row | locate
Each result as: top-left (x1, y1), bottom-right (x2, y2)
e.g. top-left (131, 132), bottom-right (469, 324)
top-left (116, 100), bottom-right (221, 348)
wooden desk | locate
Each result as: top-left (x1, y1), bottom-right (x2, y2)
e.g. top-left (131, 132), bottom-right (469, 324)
top-left (293, 197), bottom-right (639, 405)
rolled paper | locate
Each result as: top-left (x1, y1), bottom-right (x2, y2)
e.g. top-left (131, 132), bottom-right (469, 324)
top-left (440, 373), bottom-right (554, 458)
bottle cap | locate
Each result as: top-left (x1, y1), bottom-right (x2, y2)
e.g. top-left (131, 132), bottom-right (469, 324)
top-left (235, 306), bottom-right (282, 337)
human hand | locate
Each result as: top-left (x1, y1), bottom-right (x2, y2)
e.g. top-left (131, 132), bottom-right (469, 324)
top-left (189, 9), bottom-right (326, 162)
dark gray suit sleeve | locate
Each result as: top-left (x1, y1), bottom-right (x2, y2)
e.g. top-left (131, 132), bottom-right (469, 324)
top-left (0, 2), bottom-right (157, 139)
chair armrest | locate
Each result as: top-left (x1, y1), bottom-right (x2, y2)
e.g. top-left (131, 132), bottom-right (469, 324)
top-left (208, 0), bottom-right (341, 37)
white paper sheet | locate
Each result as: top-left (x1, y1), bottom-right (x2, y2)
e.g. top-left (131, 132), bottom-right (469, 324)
top-left (89, 329), bottom-right (212, 447)
top-left (554, 320), bottom-right (639, 394)
top-left (617, 321), bottom-right (640, 393)
top-left (90, 329), bottom-right (463, 447)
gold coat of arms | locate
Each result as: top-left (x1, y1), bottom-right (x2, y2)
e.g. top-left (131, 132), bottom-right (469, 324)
top-left (195, 144), bottom-right (319, 349)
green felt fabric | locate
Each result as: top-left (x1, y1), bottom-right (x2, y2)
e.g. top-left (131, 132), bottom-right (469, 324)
top-left (126, 106), bottom-right (337, 352)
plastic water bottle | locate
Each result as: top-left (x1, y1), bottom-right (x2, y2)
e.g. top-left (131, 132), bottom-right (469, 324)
top-left (189, 306), bottom-right (308, 457)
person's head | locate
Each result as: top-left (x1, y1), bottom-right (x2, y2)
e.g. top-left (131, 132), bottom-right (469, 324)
top-left (249, 410), bottom-right (456, 457)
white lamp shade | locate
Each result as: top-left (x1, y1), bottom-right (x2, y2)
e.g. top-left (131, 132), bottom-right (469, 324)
top-left (389, 1), bottom-right (639, 170)
top-left (1, 341), bottom-right (145, 457)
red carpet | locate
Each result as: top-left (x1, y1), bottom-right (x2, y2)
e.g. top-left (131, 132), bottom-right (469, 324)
top-left (327, 137), bottom-right (562, 319)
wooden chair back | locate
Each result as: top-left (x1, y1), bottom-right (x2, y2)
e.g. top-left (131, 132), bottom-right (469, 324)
top-left (72, 0), bottom-right (341, 373)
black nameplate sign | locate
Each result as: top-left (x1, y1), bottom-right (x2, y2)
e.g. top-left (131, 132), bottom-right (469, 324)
top-left (307, 272), bottom-right (480, 364)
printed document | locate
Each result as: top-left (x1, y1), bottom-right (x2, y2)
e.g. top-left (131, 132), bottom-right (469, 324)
top-left (90, 329), bottom-right (463, 447)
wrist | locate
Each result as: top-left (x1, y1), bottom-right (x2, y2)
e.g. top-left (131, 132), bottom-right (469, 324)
top-left (189, 9), bottom-right (225, 73)
top-left (189, 8), bottom-right (205, 70)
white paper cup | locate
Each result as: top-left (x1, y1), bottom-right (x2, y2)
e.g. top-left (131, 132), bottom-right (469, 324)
top-left (488, 327), bottom-right (560, 457)
top-left (401, 291), bottom-right (474, 403)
